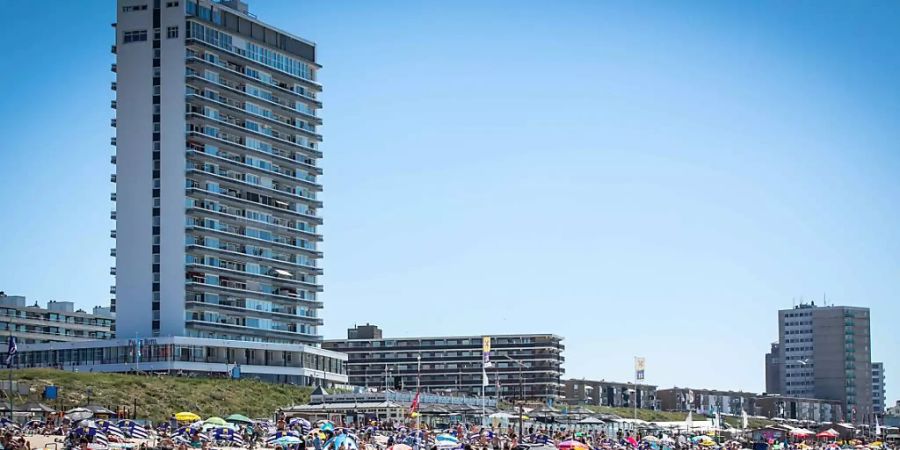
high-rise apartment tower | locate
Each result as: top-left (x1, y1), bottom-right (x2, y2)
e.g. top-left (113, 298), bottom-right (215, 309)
top-left (112, 0), bottom-right (323, 343)
top-left (766, 303), bottom-right (874, 423)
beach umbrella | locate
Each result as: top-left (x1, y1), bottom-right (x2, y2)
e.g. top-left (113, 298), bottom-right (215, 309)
top-left (338, 434), bottom-right (361, 450)
top-left (558, 440), bottom-right (591, 450)
top-left (213, 427), bottom-right (245, 445)
top-left (275, 436), bottom-right (302, 445)
top-left (96, 420), bottom-right (126, 439)
top-left (72, 423), bottom-right (110, 447)
top-left (226, 414), bottom-right (254, 425)
top-left (205, 417), bottom-right (227, 426)
top-left (434, 434), bottom-right (461, 449)
top-left (175, 412), bottom-right (200, 422)
top-left (318, 420), bottom-right (335, 432)
top-left (643, 436), bottom-right (661, 443)
top-left (625, 436), bottom-right (639, 447)
top-left (388, 445), bottom-right (413, 450)
top-left (290, 417), bottom-right (312, 432)
top-left (120, 421), bottom-right (149, 439)
top-left (817, 430), bottom-right (840, 439)
top-left (66, 408), bottom-right (95, 422)
top-left (268, 430), bottom-right (301, 444)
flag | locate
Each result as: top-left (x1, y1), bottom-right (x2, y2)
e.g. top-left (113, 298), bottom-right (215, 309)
top-left (482, 367), bottom-right (489, 387)
top-left (409, 392), bottom-right (420, 416)
top-left (5, 336), bottom-right (17, 367)
top-left (634, 357), bottom-right (646, 381)
top-left (741, 409), bottom-right (749, 429)
top-left (875, 415), bottom-right (881, 436)
top-left (686, 411), bottom-right (693, 431)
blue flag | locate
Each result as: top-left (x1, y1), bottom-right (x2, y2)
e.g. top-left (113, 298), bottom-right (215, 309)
top-left (5, 336), bottom-right (17, 367)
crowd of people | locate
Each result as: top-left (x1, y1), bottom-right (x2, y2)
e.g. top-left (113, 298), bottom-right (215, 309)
top-left (0, 414), bottom-right (892, 450)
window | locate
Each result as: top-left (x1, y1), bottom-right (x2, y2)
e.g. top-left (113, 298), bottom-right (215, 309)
top-left (166, 1), bottom-right (179, 7)
top-left (122, 5), bottom-right (148, 12)
top-left (123, 30), bottom-right (148, 43)
top-left (167, 26), bottom-right (179, 39)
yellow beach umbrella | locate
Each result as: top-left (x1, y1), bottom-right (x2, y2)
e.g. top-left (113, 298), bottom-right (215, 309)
top-left (175, 412), bottom-right (201, 422)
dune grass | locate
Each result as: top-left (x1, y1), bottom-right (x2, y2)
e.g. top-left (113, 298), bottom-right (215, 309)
top-left (8, 368), bottom-right (312, 423)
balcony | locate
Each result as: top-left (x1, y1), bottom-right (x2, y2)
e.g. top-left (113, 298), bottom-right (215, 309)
top-left (185, 261), bottom-right (319, 290)
top-left (111, 155), bottom-right (116, 164)
top-left (110, 174), bottom-right (116, 183)
top-left (110, 193), bottom-right (117, 201)
top-left (110, 211), bottom-right (116, 220)
top-left (109, 286), bottom-right (116, 295)
top-left (111, 100), bottom-right (117, 109)
top-left (184, 42), bottom-right (322, 93)
top-left (110, 229), bottom-right (116, 239)
top-left (186, 50), bottom-right (322, 104)
top-left (110, 137), bottom-right (116, 146)
top-left (187, 144), bottom-right (321, 193)
top-left (185, 295), bottom-right (323, 325)
top-left (185, 182), bottom-right (321, 224)
top-left (184, 277), bottom-right (322, 307)
top-left (187, 126), bottom-right (320, 171)
top-left (184, 67), bottom-right (322, 124)
top-left (186, 111), bottom-right (320, 158)
top-left (110, 267), bottom-right (116, 276)
top-left (110, 248), bottom-right (116, 257)
top-left (111, 63), bottom-right (117, 73)
top-left (187, 239), bottom-right (322, 274)
top-left (186, 88), bottom-right (321, 141)
top-left (111, 82), bottom-right (117, 91)
top-left (111, 45), bottom-right (117, 54)
top-left (110, 119), bottom-right (117, 127)
top-left (187, 161), bottom-right (322, 207)
top-left (186, 216), bottom-right (321, 255)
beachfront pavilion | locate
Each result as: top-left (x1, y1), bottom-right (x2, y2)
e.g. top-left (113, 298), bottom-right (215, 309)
top-left (282, 389), bottom-right (499, 424)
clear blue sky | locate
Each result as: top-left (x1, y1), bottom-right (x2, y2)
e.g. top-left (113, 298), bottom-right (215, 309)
top-left (0, 1), bottom-right (898, 403)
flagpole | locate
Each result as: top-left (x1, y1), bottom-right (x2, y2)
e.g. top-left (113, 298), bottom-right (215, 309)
top-left (7, 331), bottom-right (13, 422)
top-left (416, 354), bottom-right (421, 450)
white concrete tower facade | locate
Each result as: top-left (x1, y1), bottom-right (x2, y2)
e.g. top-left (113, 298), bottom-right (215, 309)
top-left (112, 0), bottom-right (323, 344)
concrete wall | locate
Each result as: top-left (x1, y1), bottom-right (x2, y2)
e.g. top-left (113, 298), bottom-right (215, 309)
top-left (158, 0), bottom-right (188, 338)
top-left (114, 0), bottom-right (155, 339)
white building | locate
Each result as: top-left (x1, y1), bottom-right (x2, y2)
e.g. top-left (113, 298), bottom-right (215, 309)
top-left (15, 0), bottom-right (345, 387)
top-left (0, 294), bottom-right (114, 344)
top-left (112, 0), bottom-right (323, 343)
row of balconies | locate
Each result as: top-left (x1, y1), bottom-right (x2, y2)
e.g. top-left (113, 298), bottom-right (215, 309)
top-left (187, 160), bottom-right (321, 206)
top-left (185, 272), bottom-right (322, 305)
top-left (186, 235), bottom-right (320, 272)
top-left (186, 46), bottom-right (322, 105)
top-left (187, 126), bottom-right (320, 169)
top-left (186, 74), bottom-right (321, 134)
top-left (187, 215), bottom-right (321, 251)
top-left (185, 271), bottom-right (321, 296)
top-left (187, 107), bottom-right (319, 156)
top-left (185, 313), bottom-right (305, 335)
top-left (185, 194), bottom-right (322, 241)
top-left (186, 292), bottom-right (321, 322)
top-left (188, 140), bottom-right (320, 183)
top-left (185, 257), bottom-right (317, 288)
top-left (186, 180), bottom-right (320, 222)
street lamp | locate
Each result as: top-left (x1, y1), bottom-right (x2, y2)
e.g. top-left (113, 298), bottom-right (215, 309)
top-left (503, 354), bottom-right (526, 440)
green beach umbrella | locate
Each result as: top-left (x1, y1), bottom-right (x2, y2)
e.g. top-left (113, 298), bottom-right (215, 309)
top-left (226, 414), bottom-right (254, 424)
top-left (205, 417), bottom-right (228, 426)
